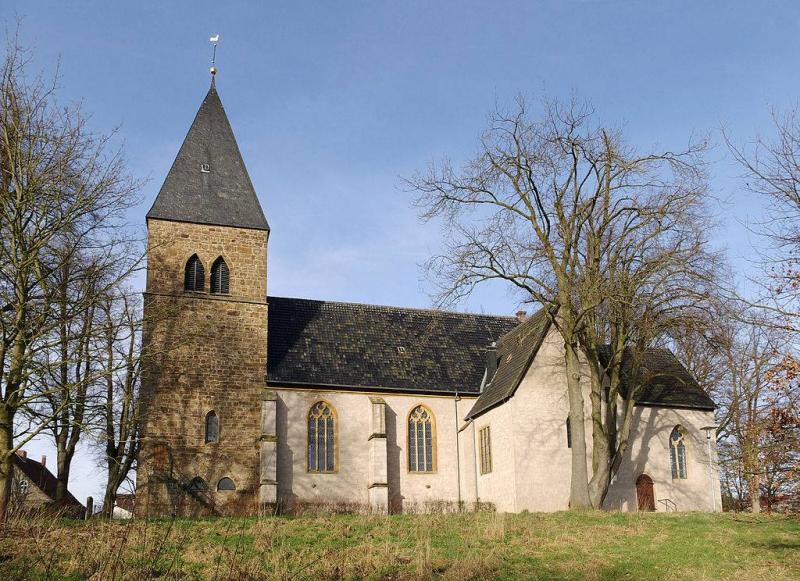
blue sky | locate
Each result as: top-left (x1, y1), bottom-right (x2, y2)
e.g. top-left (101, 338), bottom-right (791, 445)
top-left (7, 1), bottom-right (800, 503)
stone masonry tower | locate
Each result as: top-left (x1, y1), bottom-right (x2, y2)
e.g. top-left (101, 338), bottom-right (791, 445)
top-left (136, 78), bottom-right (270, 516)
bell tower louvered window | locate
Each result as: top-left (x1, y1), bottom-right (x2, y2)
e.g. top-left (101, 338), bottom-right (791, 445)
top-left (408, 405), bottom-right (436, 472)
top-left (184, 254), bottom-right (205, 292)
top-left (210, 257), bottom-right (229, 295)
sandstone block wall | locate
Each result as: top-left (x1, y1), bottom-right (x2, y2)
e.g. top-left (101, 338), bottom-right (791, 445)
top-left (136, 219), bottom-right (268, 517)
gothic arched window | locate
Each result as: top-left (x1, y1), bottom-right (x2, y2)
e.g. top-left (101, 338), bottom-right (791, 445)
top-left (670, 426), bottom-right (688, 479)
top-left (408, 405), bottom-right (436, 472)
top-left (184, 254), bottom-right (205, 292)
top-left (217, 477), bottom-right (236, 491)
top-left (205, 411), bottom-right (219, 444)
top-left (210, 257), bottom-right (229, 295)
top-left (308, 401), bottom-right (336, 472)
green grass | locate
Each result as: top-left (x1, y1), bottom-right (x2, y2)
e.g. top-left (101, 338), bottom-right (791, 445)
top-left (0, 511), bottom-right (797, 579)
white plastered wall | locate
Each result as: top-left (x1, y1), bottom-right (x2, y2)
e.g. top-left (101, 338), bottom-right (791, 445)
top-left (472, 327), bottom-right (721, 513)
top-left (272, 387), bottom-right (476, 512)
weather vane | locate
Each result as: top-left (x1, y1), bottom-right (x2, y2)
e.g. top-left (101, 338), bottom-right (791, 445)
top-left (209, 34), bottom-right (220, 77)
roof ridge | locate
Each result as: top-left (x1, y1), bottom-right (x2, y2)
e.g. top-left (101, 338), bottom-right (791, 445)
top-left (267, 294), bottom-right (522, 321)
top-left (495, 307), bottom-right (549, 345)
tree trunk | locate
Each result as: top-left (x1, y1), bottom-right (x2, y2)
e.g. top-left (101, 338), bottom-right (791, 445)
top-left (744, 442), bottom-right (761, 513)
top-left (55, 448), bottom-right (74, 503)
top-left (565, 339), bottom-right (592, 509)
top-left (0, 406), bottom-right (14, 523)
top-left (101, 464), bottom-right (119, 520)
top-left (587, 364), bottom-right (610, 509)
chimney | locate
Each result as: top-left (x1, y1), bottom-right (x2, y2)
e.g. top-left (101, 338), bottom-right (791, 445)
top-left (516, 310), bottom-right (527, 323)
top-left (40, 455), bottom-right (46, 469)
top-left (16, 450), bottom-right (27, 459)
top-left (485, 342), bottom-right (498, 383)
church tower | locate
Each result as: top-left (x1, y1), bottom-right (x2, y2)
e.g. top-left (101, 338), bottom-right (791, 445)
top-left (137, 78), bottom-right (270, 516)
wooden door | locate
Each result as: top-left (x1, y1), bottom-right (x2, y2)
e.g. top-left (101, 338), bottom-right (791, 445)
top-left (636, 474), bottom-right (655, 512)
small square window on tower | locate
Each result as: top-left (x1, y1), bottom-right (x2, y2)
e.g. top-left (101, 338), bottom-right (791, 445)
top-left (200, 163), bottom-right (211, 173)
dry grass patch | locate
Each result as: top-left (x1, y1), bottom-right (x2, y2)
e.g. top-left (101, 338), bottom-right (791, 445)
top-left (0, 511), bottom-right (797, 579)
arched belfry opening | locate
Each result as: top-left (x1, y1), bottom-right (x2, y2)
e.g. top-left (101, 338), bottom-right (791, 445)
top-left (184, 254), bottom-right (205, 292)
top-left (210, 257), bottom-right (229, 295)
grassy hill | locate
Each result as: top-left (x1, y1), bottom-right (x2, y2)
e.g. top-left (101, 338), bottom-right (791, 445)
top-left (0, 511), bottom-right (797, 579)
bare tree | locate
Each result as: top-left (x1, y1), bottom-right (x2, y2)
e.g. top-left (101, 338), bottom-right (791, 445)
top-left (0, 36), bottom-right (139, 521)
top-left (410, 97), bottom-right (714, 508)
top-left (727, 109), bottom-right (800, 330)
top-left (96, 290), bottom-right (142, 519)
top-left (723, 325), bottom-right (798, 512)
top-left (673, 303), bottom-right (799, 513)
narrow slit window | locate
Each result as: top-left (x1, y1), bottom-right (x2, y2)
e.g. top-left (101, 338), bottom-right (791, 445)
top-left (184, 254), bottom-right (205, 292)
top-left (408, 405), bottom-right (436, 472)
top-left (308, 402), bottom-right (336, 472)
top-left (210, 257), bottom-right (229, 295)
top-left (205, 411), bottom-right (219, 443)
top-left (566, 417), bottom-right (572, 449)
top-left (479, 426), bottom-right (492, 475)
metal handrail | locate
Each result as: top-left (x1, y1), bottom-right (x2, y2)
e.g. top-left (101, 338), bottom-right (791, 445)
top-left (657, 498), bottom-right (677, 512)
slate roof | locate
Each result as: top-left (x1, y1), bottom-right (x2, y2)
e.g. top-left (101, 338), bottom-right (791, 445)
top-left (467, 319), bottom-right (715, 419)
top-left (598, 347), bottom-right (716, 411)
top-left (146, 81), bottom-right (269, 231)
top-left (465, 308), bottom-right (552, 419)
top-left (266, 296), bottom-right (518, 394)
top-left (13, 454), bottom-right (83, 509)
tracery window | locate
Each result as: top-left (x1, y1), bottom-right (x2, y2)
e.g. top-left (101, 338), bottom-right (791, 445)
top-left (308, 401), bottom-right (336, 472)
top-left (479, 426), bottom-right (492, 475)
top-left (205, 411), bottom-right (219, 444)
top-left (184, 254), bottom-right (205, 292)
top-left (670, 426), bottom-right (688, 479)
top-left (408, 405), bottom-right (436, 472)
top-left (210, 257), bottom-right (229, 295)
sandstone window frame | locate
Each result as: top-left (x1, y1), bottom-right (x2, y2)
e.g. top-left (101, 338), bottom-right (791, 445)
top-left (408, 404), bottom-right (437, 473)
top-left (669, 425), bottom-right (688, 480)
top-left (205, 410), bottom-right (219, 444)
top-left (479, 425), bottom-right (492, 475)
top-left (217, 477), bottom-right (236, 491)
top-left (307, 401), bottom-right (338, 473)
top-left (184, 254), bottom-right (206, 293)
top-left (210, 256), bottom-right (230, 295)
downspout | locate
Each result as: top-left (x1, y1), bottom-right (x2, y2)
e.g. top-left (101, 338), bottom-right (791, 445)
top-left (454, 389), bottom-right (462, 511)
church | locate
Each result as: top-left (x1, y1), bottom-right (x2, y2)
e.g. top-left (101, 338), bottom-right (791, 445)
top-left (135, 77), bottom-right (721, 517)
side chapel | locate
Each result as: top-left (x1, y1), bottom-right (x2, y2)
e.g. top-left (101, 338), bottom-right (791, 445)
top-left (136, 77), bottom-right (721, 517)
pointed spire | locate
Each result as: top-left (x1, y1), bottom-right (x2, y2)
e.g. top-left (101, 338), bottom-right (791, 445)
top-left (146, 83), bottom-right (270, 232)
